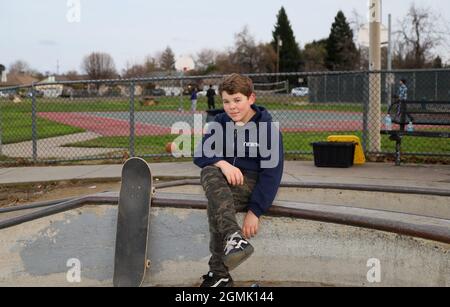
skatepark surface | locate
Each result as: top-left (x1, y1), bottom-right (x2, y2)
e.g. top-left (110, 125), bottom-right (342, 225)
top-left (0, 161), bottom-right (449, 286)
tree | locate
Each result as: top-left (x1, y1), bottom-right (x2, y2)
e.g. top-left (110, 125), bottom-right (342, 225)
top-left (9, 60), bottom-right (31, 74)
top-left (325, 11), bottom-right (359, 71)
top-left (255, 43), bottom-right (277, 73)
top-left (394, 4), bottom-right (449, 68)
top-left (215, 51), bottom-right (239, 74)
top-left (432, 56), bottom-right (443, 68)
top-left (81, 52), bottom-right (117, 80)
top-left (303, 39), bottom-right (328, 71)
top-left (271, 7), bottom-right (303, 72)
top-left (159, 47), bottom-right (176, 71)
top-left (122, 63), bottom-right (147, 78)
top-left (230, 26), bottom-right (260, 73)
top-left (195, 49), bottom-right (218, 74)
top-left (144, 56), bottom-right (158, 72)
top-left (64, 70), bottom-right (80, 80)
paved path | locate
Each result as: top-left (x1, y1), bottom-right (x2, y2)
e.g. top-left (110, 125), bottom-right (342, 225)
top-left (1, 132), bottom-right (124, 159)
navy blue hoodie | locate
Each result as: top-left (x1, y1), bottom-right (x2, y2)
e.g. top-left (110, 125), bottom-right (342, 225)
top-left (193, 105), bottom-right (284, 217)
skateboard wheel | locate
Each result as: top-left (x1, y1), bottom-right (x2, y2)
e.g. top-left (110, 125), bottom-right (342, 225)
top-left (146, 259), bottom-right (151, 269)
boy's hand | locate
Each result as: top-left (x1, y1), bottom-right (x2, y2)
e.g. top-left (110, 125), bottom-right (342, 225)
top-left (215, 161), bottom-right (244, 186)
top-left (242, 210), bottom-right (259, 239)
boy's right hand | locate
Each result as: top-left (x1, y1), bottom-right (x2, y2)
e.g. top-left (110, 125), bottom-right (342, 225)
top-left (215, 161), bottom-right (244, 186)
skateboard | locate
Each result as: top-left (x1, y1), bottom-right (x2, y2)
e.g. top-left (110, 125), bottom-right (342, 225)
top-left (113, 157), bottom-right (152, 287)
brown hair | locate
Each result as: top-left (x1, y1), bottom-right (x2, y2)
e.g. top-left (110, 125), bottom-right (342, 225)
top-left (218, 73), bottom-right (254, 97)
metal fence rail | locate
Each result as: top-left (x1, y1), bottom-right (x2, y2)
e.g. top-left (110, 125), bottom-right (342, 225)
top-left (0, 70), bottom-right (449, 164)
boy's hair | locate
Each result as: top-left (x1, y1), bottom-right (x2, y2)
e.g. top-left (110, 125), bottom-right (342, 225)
top-left (400, 79), bottom-right (407, 85)
top-left (219, 73), bottom-right (254, 97)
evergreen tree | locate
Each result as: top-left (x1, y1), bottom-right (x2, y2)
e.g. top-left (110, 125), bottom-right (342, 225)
top-left (325, 11), bottom-right (359, 71)
top-left (432, 56), bottom-right (443, 68)
top-left (160, 47), bottom-right (176, 71)
top-left (271, 7), bottom-right (303, 72)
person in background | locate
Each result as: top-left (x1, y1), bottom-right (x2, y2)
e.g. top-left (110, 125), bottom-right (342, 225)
top-left (206, 84), bottom-right (216, 110)
top-left (191, 87), bottom-right (198, 112)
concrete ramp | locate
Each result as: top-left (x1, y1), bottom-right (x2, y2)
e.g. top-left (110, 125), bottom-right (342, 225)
top-left (0, 195), bottom-right (448, 287)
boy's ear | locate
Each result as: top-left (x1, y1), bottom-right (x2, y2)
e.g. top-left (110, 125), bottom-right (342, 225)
top-left (249, 93), bottom-right (256, 104)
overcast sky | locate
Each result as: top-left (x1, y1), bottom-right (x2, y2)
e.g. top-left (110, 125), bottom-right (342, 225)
top-left (1, 0), bottom-right (449, 74)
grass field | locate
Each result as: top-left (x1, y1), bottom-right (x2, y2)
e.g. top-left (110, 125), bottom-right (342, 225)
top-left (2, 97), bottom-right (447, 160)
top-left (0, 97), bottom-right (369, 145)
top-left (0, 96), bottom-right (368, 112)
top-left (1, 107), bottom-right (85, 144)
top-left (64, 131), bottom-right (450, 156)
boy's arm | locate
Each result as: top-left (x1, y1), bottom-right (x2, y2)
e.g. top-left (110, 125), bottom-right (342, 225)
top-left (193, 120), bottom-right (223, 168)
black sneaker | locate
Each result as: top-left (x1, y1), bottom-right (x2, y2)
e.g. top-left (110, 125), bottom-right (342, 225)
top-left (200, 271), bottom-right (233, 287)
top-left (223, 231), bottom-right (254, 271)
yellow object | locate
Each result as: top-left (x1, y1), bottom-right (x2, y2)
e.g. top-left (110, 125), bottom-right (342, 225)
top-left (327, 135), bottom-right (366, 165)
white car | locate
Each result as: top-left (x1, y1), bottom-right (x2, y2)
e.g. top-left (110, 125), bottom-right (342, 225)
top-left (291, 87), bottom-right (309, 97)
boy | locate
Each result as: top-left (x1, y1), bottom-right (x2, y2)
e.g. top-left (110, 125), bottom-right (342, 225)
top-left (193, 74), bottom-right (284, 287)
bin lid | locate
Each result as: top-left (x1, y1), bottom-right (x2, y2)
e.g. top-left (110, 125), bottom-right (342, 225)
top-left (327, 135), bottom-right (366, 164)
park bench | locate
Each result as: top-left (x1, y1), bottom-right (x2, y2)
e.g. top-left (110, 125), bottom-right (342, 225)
top-left (381, 100), bottom-right (450, 166)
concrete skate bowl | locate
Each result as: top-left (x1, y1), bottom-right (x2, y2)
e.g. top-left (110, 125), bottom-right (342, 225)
top-left (0, 180), bottom-right (448, 287)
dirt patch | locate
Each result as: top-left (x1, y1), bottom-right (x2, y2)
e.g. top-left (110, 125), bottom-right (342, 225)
top-left (0, 180), bottom-right (121, 209)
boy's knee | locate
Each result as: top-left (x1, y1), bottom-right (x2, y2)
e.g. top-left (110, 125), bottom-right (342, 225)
top-left (201, 165), bottom-right (226, 190)
top-left (201, 165), bottom-right (221, 180)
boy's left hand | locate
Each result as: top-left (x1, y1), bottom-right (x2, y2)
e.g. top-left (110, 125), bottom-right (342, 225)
top-left (242, 210), bottom-right (259, 239)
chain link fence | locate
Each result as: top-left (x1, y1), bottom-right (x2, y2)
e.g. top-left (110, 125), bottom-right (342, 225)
top-left (0, 69), bottom-right (449, 165)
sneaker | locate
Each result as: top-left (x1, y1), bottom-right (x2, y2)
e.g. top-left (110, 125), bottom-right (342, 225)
top-left (223, 231), bottom-right (254, 271)
top-left (200, 271), bottom-right (233, 287)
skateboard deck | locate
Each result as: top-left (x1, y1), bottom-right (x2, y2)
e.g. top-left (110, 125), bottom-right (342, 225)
top-left (113, 157), bottom-right (152, 287)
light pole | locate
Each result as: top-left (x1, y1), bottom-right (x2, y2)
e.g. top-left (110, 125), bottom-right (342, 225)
top-left (368, 0), bottom-right (382, 152)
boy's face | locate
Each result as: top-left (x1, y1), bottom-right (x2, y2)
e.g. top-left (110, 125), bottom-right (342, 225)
top-left (221, 91), bottom-right (256, 123)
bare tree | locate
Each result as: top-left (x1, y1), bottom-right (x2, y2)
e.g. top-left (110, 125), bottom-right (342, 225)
top-left (215, 51), bottom-right (239, 74)
top-left (81, 52), bottom-right (117, 80)
top-left (144, 56), bottom-right (158, 72)
top-left (255, 43), bottom-right (277, 73)
top-left (122, 63), bottom-right (147, 78)
top-left (231, 26), bottom-right (258, 72)
top-left (9, 60), bottom-right (31, 74)
top-left (394, 4), bottom-right (449, 68)
top-left (195, 49), bottom-right (217, 72)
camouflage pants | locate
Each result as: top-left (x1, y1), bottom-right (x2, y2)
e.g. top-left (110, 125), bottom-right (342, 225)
top-left (200, 165), bottom-right (258, 276)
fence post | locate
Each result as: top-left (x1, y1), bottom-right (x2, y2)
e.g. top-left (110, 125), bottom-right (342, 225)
top-left (435, 71), bottom-right (438, 101)
top-left (129, 81), bottom-right (135, 158)
top-left (362, 72), bottom-right (369, 153)
top-left (31, 83), bottom-right (37, 162)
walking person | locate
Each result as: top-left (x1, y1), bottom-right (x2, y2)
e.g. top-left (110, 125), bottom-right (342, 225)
top-left (191, 87), bottom-right (198, 112)
top-left (206, 85), bottom-right (216, 110)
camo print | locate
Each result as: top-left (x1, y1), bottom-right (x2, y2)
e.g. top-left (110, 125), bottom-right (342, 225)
top-left (200, 165), bottom-right (258, 276)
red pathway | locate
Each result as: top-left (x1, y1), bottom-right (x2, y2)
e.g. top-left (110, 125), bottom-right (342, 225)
top-left (38, 112), bottom-right (171, 136)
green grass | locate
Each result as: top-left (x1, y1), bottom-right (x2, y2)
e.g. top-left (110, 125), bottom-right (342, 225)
top-left (64, 130), bottom-right (450, 156)
top-left (1, 110), bottom-right (85, 144)
top-left (1, 97), bottom-right (366, 113)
